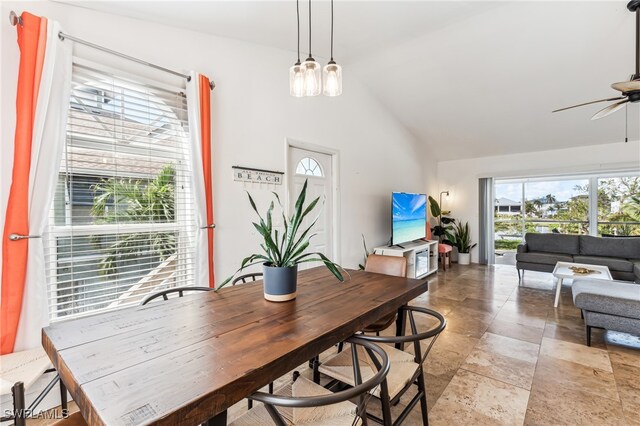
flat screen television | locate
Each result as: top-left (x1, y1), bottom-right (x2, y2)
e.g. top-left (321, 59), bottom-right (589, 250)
top-left (392, 192), bottom-right (427, 245)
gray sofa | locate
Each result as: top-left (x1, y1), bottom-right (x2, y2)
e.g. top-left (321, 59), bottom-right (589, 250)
top-left (516, 233), bottom-right (640, 282)
top-left (572, 278), bottom-right (640, 345)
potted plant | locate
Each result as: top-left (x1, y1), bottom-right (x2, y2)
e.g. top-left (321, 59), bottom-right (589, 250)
top-left (452, 221), bottom-right (477, 265)
top-left (427, 196), bottom-right (455, 244)
top-left (219, 179), bottom-right (345, 301)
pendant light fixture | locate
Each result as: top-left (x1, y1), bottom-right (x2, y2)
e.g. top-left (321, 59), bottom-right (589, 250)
top-left (301, 0), bottom-right (322, 96)
top-left (323, 0), bottom-right (342, 96)
top-left (289, 0), bottom-right (305, 97)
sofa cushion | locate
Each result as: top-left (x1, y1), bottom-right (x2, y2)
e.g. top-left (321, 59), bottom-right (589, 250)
top-left (525, 233), bottom-right (580, 255)
top-left (572, 279), bottom-right (640, 320)
top-left (579, 235), bottom-right (640, 259)
top-left (573, 255), bottom-right (634, 273)
top-left (635, 261), bottom-right (640, 280)
top-left (516, 251), bottom-right (573, 265)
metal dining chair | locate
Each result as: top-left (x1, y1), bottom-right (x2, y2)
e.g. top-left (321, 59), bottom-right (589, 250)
top-left (140, 286), bottom-right (213, 305)
top-left (229, 336), bottom-right (391, 426)
top-left (318, 306), bottom-right (446, 426)
top-left (232, 272), bottom-right (263, 285)
top-left (332, 255), bottom-right (408, 358)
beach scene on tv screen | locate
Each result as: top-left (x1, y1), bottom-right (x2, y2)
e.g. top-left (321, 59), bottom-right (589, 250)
top-left (393, 193), bottom-right (427, 244)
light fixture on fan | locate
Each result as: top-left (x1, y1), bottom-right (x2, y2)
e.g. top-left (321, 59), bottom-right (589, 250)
top-left (323, 0), bottom-right (342, 96)
top-left (553, 1), bottom-right (640, 120)
top-left (301, 0), bottom-right (322, 96)
top-left (289, 0), bottom-right (304, 97)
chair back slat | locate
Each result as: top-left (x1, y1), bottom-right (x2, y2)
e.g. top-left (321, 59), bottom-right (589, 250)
top-left (232, 273), bottom-right (263, 286)
top-left (141, 286), bottom-right (212, 305)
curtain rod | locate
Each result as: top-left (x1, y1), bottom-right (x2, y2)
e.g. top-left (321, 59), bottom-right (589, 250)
top-left (9, 11), bottom-right (215, 90)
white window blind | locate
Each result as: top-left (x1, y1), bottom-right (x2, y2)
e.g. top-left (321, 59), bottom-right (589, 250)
top-left (45, 62), bottom-right (196, 320)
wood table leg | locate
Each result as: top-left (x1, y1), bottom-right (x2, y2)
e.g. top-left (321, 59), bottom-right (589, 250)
top-left (394, 305), bottom-right (407, 350)
top-left (206, 410), bottom-right (227, 426)
top-left (554, 278), bottom-right (563, 308)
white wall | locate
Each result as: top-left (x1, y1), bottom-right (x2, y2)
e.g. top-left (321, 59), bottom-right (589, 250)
top-left (437, 140), bottom-right (640, 263)
top-left (0, 1), bottom-right (429, 283)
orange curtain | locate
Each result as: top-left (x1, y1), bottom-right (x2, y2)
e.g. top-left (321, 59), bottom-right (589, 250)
top-left (1, 13), bottom-right (48, 354)
top-left (199, 75), bottom-right (215, 288)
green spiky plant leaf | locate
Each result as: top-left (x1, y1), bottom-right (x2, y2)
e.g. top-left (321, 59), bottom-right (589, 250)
top-left (358, 234), bottom-right (371, 270)
top-left (451, 220), bottom-right (477, 253)
top-left (217, 179), bottom-right (346, 290)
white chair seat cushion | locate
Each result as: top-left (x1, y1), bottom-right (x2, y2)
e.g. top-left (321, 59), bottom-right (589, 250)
top-left (229, 377), bottom-right (361, 426)
top-left (318, 344), bottom-right (419, 399)
top-left (0, 347), bottom-right (52, 395)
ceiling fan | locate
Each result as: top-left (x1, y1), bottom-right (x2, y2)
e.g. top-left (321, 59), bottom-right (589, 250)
top-left (553, 0), bottom-right (640, 120)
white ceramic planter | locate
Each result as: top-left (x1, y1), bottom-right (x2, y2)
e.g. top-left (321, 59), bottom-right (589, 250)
top-left (458, 253), bottom-right (470, 265)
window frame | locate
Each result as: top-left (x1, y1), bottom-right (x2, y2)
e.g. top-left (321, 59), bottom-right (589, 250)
top-left (493, 170), bottom-right (640, 253)
top-left (45, 58), bottom-right (195, 321)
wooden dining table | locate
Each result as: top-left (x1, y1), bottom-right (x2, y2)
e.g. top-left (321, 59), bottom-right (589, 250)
top-left (42, 267), bottom-right (428, 426)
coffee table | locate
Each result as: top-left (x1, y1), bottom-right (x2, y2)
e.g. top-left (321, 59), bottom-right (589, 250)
top-left (552, 261), bottom-right (612, 307)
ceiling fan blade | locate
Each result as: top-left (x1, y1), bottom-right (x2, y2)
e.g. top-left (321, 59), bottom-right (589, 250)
top-left (552, 96), bottom-right (627, 113)
top-left (611, 80), bottom-right (640, 92)
top-left (591, 99), bottom-right (629, 120)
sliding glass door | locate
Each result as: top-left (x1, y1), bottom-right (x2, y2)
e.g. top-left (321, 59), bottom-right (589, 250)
top-left (492, 173), bottom-right (640, 265)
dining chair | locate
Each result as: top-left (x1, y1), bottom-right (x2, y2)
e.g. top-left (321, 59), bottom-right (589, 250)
top-left (0, 348), bottom-right (68, 426)
top-left (318, 306), bottom-right (446, 425)
top-left (362, 255), bottom-right (407, 334)
top-left (229, 336), bottom-right (391, 426)
top-left (232, 272), bottom-right (263, 285)
top-left (333, 255), bottom-right (407, 359)
top-left (140, 286), bottom-right (212, 305)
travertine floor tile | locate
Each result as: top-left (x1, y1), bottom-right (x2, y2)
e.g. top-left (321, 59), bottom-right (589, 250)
top-left (539, 337), bottom-right (613, 372)
top-left (525, 381), bottom-right (626, 426)
top-left (457, 297), bottom-right (505, 315)
top-left (532, 354), bottom-right (619, 401)
top-left (420, 331), bottom-right (480, 377)
top-left (429, 369), bottom-right (529, 425)
top-left (487, 318), bottom-right (544, 345)
top-left (610, 361), bottom-right (640, 426)
top-left (543, 316), bottom-right (607, 349)
top-left (461, 333), bottom-right (539, 390)
top-left (442, 309), bottom-right (495, 338)
top-left (493, 308), bottom-right (547, 330)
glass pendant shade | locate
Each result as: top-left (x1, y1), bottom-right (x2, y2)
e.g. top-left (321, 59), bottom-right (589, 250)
top-left (289, 63), bottom-right (305, 97)
top-left (302, 58), bottom-right (322, 96)
top-left (323, 62), bottom-right (342, 96)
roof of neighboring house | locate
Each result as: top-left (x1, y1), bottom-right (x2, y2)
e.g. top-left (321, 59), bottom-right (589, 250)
top-left (495, 197), bottom-right (521, 206)
top-left (65, 92), bottom-right (187, 178)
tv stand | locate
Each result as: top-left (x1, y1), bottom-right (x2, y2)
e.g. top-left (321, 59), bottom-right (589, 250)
top-left (373, 240), bottom-right (439, 279)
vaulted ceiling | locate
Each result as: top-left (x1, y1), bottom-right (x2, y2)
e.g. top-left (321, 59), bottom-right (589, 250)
top-left (59, 1), bottom-right (639, 161)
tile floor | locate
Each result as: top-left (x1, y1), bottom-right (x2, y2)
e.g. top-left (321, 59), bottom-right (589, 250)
top-left (416, 264), bottom-right (640, 426)
top-left (28, 264), bottom-right (640, 425)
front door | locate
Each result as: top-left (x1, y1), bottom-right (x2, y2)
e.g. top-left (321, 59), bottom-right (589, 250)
top-left (287, 146), bottom-right (334, 269)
